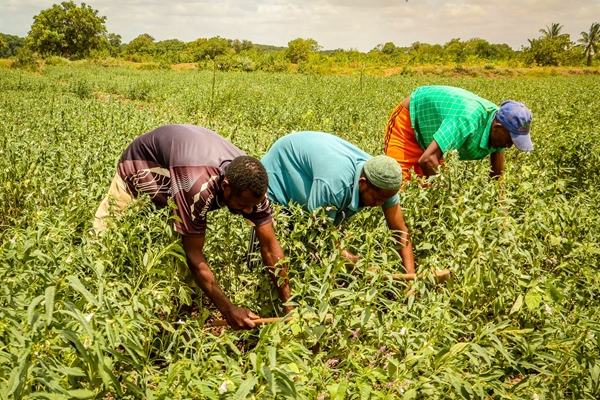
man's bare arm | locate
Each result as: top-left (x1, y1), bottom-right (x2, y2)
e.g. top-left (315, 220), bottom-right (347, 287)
top-left (490, 151), bottom-right (505, 179)
top-left (417, 140), bottom-right (444, 177)
top-left (182, 235), bottom-right (259, 330)
top-left (383, 203), bottom-right (415, 274)
top-left (253, 222), bottom-right (293, 314)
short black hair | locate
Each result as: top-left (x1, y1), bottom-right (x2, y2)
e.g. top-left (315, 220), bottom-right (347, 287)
top-left (225, 156), bottom-right (269, 198)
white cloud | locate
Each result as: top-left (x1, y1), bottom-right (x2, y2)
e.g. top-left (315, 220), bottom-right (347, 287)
top-left (1, 0), bottom-right (599, 50)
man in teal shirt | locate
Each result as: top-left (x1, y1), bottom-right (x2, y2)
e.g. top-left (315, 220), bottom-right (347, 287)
top-left (384, 85), bottom-right (533, 180)
top-left (261, 131), bottom-right (415, 273)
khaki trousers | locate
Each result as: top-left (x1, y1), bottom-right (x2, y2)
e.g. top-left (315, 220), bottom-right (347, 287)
top-left (93, 174), bottom-right (133, 232)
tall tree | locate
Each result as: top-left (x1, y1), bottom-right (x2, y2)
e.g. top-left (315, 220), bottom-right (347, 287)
top-left (125, 33), bottom-right (155, 55)
top-left (26, 1), bottom-right (107, 59)
top-left (577, 22), bottom-right (600, 66)
top-left (107, 33), bottom-right (122, 48)
top-left (285, 38), bottom-right (321, 63)
top-left (381, 42), bottom-right (397, 55)
top-left (443, 38), bottom-right (467, 63)
top-left (524, 35), bottom-right (580, 66)
top-left (229, 39), bottom-right (253, 54)
top-left (201, 37), bottom-right (231, 60)
top-left (539, 23), bottom-right (564, 39)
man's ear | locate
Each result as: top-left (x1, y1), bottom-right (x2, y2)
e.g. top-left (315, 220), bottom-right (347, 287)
top-left (221, 178), bottom-right (230, 193)
top-left (358, 176), bottom-right (368, 189)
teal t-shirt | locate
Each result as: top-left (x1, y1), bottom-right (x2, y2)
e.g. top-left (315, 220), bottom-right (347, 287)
top-left (261, 131), bottom-right (399, 224)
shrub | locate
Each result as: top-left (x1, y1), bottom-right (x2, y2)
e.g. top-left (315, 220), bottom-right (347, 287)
top-left (11, 48), bottom-right (39, 71)
top-left (44, 56), bottom-right (69, 67)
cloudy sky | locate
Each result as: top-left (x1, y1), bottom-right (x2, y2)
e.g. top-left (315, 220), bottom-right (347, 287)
top-left (1, 0), bottom-right (599, 51)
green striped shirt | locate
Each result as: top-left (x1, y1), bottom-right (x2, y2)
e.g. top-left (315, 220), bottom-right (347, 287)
top-left (409, 86), bottom-right (503, 160)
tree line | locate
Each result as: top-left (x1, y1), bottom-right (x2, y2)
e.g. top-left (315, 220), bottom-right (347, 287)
top-left (1, 1), bottom-right (599, 72)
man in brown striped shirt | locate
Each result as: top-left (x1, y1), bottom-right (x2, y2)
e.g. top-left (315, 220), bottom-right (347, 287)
top-left (94, 124), bottom-right (291, 330)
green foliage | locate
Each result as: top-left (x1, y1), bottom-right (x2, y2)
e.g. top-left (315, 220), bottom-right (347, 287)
top-left (191, 36), bottom-right (232, 62)
top-left (1, 66), bottom-right (600, 398)
top-left (522, 35), bottom-right (583, 67)
top-left (539, 23), bottom-right (564, 39)
top-left (285, 38), bottom-right (321, 64)
top-left (44, 55), bottom-right (70, 66)
top-left (0, 33), bottom-right (26, 58)
top-left (68, 78), bottom-right (94, 98)
top-left (11, 47), bottom-right (39, 71)
top-left (124, 33), bottom-right (155, 57)
top-left (230, 39), bottom-right (254, 54)
top-left (381, 42), bottom-right (396, 55)
top-left (25, 1), bottom-right (107, 59)
top-left (7, 9), bottom-right (599, 71)
top-left (107, 33), bottom-right (122, 48)
top-left (153, 39), bottom-right (187, 64)
top-left (577, 22), bottom-right (600, 66)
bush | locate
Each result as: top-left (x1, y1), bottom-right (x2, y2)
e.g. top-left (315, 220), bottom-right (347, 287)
top-left (11, 48), bottom-right (39, 71)
top-left (44, 56), bottom-right (69, 67)
top-left (126, 80), bottom-right (152, 100)
top-left (136, 62), bottom-right (168, 71)
top-left (68, 79), bottom-right (94, 99)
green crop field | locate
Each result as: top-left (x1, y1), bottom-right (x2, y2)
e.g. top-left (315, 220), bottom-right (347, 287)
top-left (1, 65), bottom-right (600, 399)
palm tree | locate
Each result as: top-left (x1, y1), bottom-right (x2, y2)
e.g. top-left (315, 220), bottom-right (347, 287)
top-left (577, 22), bottom-right (600, 66)
top-left (539, 23), bottom-right (564, 39)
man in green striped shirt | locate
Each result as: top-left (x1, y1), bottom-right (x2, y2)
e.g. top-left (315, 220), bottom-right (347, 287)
top-left (384, 86), bottom-right (533, 181)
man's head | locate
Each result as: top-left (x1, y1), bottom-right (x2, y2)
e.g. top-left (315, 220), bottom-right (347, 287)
top-left (490, 101), bottom-right (533, 151)
top-left (358, 155), bottom-right (403, 207)
top-left (222, 156), bottom-right (269, 214)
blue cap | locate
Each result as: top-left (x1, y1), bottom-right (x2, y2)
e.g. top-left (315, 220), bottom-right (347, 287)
top-left (496, 101), bottom-right (533, 151)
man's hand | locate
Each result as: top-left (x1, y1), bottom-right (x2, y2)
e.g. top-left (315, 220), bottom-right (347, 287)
top-left (283, 305), bottom-right (295, 315)
top-left (223, 305), bottom-right (260, 330)
top-left (183, 236), bottom-right (256, 327)
top-left (417, 140), bottom-right (443, 177)
top-left (340, 248), bottom-right (360, 264)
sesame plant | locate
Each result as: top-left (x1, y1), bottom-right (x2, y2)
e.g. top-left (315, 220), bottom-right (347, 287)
top-left (0, 65), bottom-right (599, 399)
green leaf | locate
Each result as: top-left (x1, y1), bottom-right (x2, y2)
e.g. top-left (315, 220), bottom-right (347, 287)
top-left (27, 294), bottom-right (45, 326)
top-left (262, 366), bottom-right (275, 397)
top-left (509, 294), bottom-right (523, 314)
top-left (273, 369), bottom-right (297, 398)
top-left (403, 389), bottom-right (417, 400)
top-left (358, 380), bottom-right (372, 400)
top-left (546, 283), bottom-right (563, 302)
top-left (66, 276), bottom-right (99, 307)
top-left (45, 286), bottom-right (56, 327)
top-left (67, 389), bottom-right (95, 399)
top-left (7, 345), bottom-right (31, 397)
top-left (232, 376), bottom-right (257, 400)
top-left (57, 366), bottom-right (86, 377)
top-left (335, 379), bottom-right (348, 400)
top-left (525, 289), bottom-right (542, 310)
top-left (195, 385), bottom-right (218, 400)
top-left (268, 346), bottom-right (277, 368)
top-left (366, 287), bottom-right (377, 302)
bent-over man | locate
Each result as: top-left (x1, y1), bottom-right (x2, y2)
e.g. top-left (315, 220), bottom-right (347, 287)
top-left (94, 124), bottom-right (291, 330)
top-left (384, 85), bottom-right (533, 181)
top-left (261, 131), bottom-right (415, 274)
